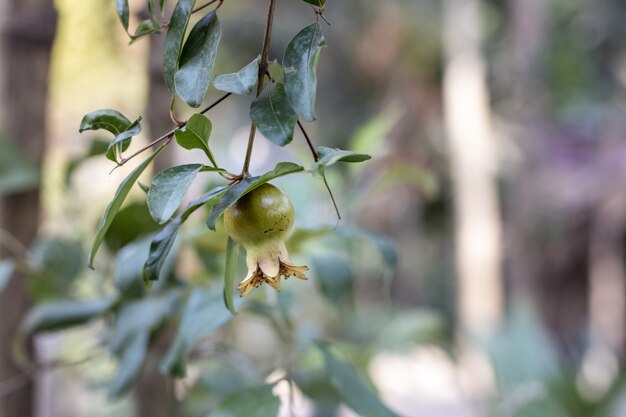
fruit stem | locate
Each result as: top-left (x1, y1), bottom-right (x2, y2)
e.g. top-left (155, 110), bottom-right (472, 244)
top-left (241, 0), bottom-right (277, 178)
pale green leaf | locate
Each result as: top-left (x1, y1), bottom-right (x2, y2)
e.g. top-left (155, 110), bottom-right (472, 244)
top-left (115, 0), bottom-right (129, 30)
top-left (163, 0), bottom-right (196, 92)
top-left (312, 146), bottom-right (371, 176)
top-left (108, 331), bottom-right (149, 399)
top-left (211, 385), bottom-right (280, 417)
top-left (283, 23), bottom-right (326, 122)
top-left (175, 11), bottom-right (221, 107)
top-left (223, 237), bottom-right (241, 314)
top-left (148, 164), bottom-right (203, 224)
top-left (174, 114), bottom-right (217, 166)
top-left (214, 55), bottom-right (260, 95)
top-left (21, 298), bottom-right (114, 333)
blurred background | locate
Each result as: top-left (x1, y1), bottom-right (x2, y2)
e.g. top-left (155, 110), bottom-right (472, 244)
top-left (2, 0), bottom-right (626, 416)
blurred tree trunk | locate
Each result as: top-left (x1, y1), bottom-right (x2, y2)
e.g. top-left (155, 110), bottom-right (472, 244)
top-left (442, 0), bottom-right (503, 336)
top-left (134, 31), bottom-right (176, 417)
top-left (0, 1), bottom-right (56, 417)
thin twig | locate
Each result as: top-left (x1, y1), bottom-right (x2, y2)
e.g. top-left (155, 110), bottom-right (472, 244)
top-left (241, 0), bottom-right (278, 177)
top-left (112, 93), bottom-right (233, 170)
top-left (296, 121), bottom-right (341, 220)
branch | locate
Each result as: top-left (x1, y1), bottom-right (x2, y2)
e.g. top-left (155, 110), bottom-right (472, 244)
top-left (192, 0), bottom-right (222, 14)
top-left (296, 121), bottom-right (341, 221)
top-left (241, 0), bottom-right (278, 178)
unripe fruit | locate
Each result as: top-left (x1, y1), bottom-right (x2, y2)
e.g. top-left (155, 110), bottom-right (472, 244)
top-left (224, 183), bottom-right (308, 296)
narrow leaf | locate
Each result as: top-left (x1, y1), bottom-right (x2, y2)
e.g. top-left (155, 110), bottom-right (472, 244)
top-left (174, 11), bottom-right (221, 107)
top-left (108, 331), bottom-right (148, 399)
top-left (0, 260), bottom-right (14, 293)
top-left (143, 218), bottom-right (181, 283)
top-left (131, 19), bottom-right (160, 41)
top-left (89, 146), bottom-right (164, 269)
top-left (148, 164), bottom-right (203, 224)
top-left (212, 385), bottom-right (280, 417)
top-left (174, 114), bottom-right (216, 165)
top-left (250, 83), bottom-right (297, 146)
top-left (214, 55), bottom-right (260, 95)
top-left (319, 344), bottom-right (399, 417)
top-left (143, 185), bottom-right (228, 282)
top-left (206, 162), bottom-right (304, 230)
top-left (312, 146), bottom-right (371, 176)
top-left (105, 117), bottom-right (142, 162)
top-left (115, 0), bottom-right (130, 30)
top-left (163, 0), bottom-right (196, 92)
top-left (224, 237), bottom-right (240, 314)
top-left (283, 23), bottom-right (326, 122)
top-left (160, 289), bottom-right (234, 377)
top-left (302, 0), bottom-right (326, 6)
top-left (21, 298), bottom-right (114, 333)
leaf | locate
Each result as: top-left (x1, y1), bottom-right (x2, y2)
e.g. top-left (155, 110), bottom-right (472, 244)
top-left (148, 164), bottom-right (203, 224)
top-left (21, 298), bottom-right (114, 333)
top-left (143, 218), bottom-right (181, 283)
top-left (131, 19), bottom-right (160, 41)
top-left (143, 185), bottom-right (229, 282)
top-left (29, 237), bottom-right (85, 300)
top-left (115, 0), bottom-right (129, 30)
top-left (214, 55), bottom-right (260, 95)
top-left (108, 331), bottom-right (149, 399)
top-left (105, 201), bottom-right (160, 251)
top-left (110, 291), bottom-right (180, 353)
top-left (319, 344), bottom-right (399, 417)
top-left (88, 146), bottom-right (164, 269)
top-left (0, 260), bottom-right (14, 293)
top-left (311, 256), bottom-right (353, 304)
top-left (223, 237), bottom-right (241, 314)
top-left (174, 11), bottom-right (221, 107)
top-left (163, 0), bottom-right (196, 93)
top-left (283, 23), bottom-right (326, 122)
top-left (79, 110), bottom-right (141, 162)
top-left (312, 146), bottom-right (371, 176)
top-left (211, 385), bottom-right (280, 417)
top-left (174, 114), bottom-right (216, 166)
top-left (0, 134), bottom-right (39, 194)
top-left (250, 83), bottom-right (297, 146)
top-left (160, 288), bottom-right (235, 377)
top-left (206, 162), bottom-right (304, 230)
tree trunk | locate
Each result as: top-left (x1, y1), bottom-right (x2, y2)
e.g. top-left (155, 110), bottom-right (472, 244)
top-left (0, 1), bottom-right (56, 417)
top-left (442, 0), bottom-right (503, 336)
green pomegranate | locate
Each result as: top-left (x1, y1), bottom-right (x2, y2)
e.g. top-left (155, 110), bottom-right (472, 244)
top-left (224, 183), bottom-right (308, 296)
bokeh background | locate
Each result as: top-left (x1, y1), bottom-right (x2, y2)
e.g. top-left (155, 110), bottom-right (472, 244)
top-left (2, 0), bottom-right (626, 416)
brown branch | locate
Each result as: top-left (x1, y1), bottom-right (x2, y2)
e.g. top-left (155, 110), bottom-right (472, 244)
top-left (241, 0), bottom-right (278, 178)
top-left (296, 120), bottom-right (341, 220)
top-left (191, 0), bottom-right (222, 14)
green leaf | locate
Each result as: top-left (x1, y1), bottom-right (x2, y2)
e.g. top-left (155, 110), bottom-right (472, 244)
top-left (115, 0), bottom-right (129, 30)
top-left (144, 185), bottom-right (228, 282)
top-left (131, 19), bottom-right (160, 41)
top-left (312, 146), bottom-right (371, 176)
top-left (105, 201), bottom-right (160, 251)
top-left (214, 55), bottom-right (260, 95)
top-left (174, 11), bottom-right (221, 107)
top-left (143, 218), bottom-right (181, 283)
top-left (211, 385), bottom-right (280, 417)
top-left (21, 298), bottom-right (114, 333)
top-left (0, 260), bottom-right (14, 293)
top-left (206, 162), bottom-right (304, 230)
top-left (283, 23), bottom-right (326, 122)
top-left (174, 114), bottom-right (216, 166)
top-left (163, 0), bottom-right (196, 93)
top-left (250, 83), bottom-right (297, 146)
top-left (79, 110), bottom-right (140, 162)
top-left (108, 331), bottom-right (149, 399)
top-left (0, 134), bottom-right (39, 194)
top-left (89, 146), bottom-right (164, 269)
top-left (311, 256), bottom-right (353, 304)
top-left (29, 237), bottom-right (85, 300)
top-left (160, 288), bottom-right (235, 377)
top-left (223, 237), bottom-right (241, 314)
top-left (319, 344), bottom-right (399, 417)
top-left (110, 291), bottom-right (180, 353)
top-left (148, 164), bottom-right (203, 224)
